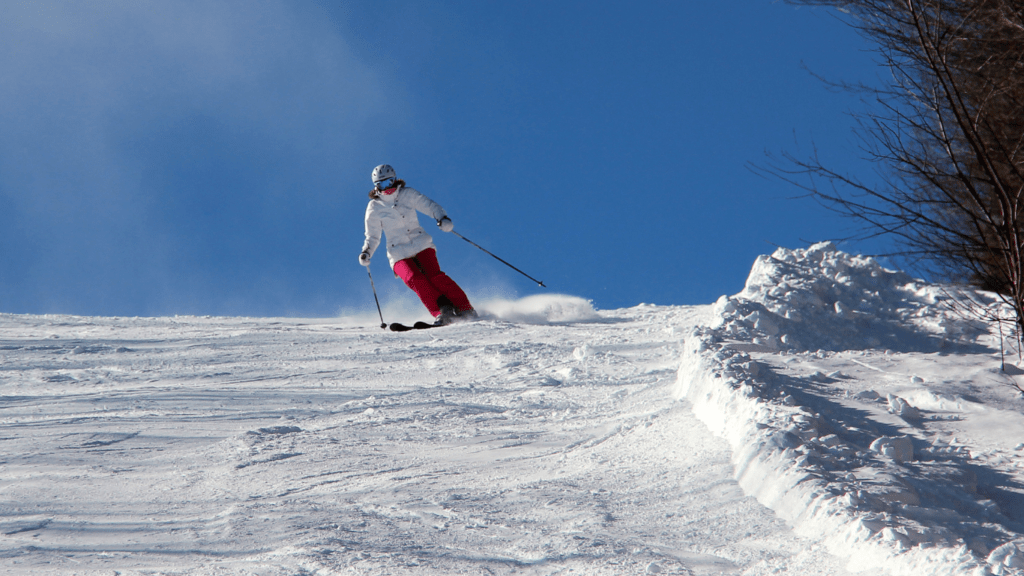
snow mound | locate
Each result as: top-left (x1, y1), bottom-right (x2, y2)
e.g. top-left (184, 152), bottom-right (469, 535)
top-left (677, 242), bottom-right (1019, 576)
top-left (722, 241), bottom-right (992, 352)
top-left (478, 294), bottom-right (600, 324)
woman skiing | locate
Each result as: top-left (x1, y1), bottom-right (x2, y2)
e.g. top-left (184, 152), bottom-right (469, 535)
top-left (359, 164), bottom-right (476, 325)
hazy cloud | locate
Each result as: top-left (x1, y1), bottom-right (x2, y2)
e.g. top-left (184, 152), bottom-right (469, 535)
top-left (0, 1), bottom-right (399, 315)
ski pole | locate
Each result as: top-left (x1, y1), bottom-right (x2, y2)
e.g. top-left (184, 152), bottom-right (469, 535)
top-left (451, 231), bottom-right (546, 288)
top-left (367, 269), bottom-right (387, 329)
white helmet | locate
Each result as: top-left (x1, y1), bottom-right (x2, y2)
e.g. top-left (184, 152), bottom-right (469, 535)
top-left (371, 164), bottom-right (396, 184)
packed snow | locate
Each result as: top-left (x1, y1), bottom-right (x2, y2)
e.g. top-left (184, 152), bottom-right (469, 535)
top-left (679, 242), bottom-right (1024, 576)
top-left (3, 243), bottom-right (1024, 575)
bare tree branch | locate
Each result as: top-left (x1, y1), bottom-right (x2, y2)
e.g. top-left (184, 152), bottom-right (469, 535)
top-left (755, 0), bottom-right (1024, 340)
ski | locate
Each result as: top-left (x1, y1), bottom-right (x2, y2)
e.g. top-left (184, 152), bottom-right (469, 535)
top-left (387, 311), bottom-right (480, 332)
top-left (388, 321), bottom-right (436, 332)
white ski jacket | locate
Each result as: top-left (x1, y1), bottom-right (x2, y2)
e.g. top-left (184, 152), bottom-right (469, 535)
top-left (362, 185), bottom-right (448, 268)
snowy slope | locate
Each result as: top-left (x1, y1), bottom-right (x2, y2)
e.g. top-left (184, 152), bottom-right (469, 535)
top-left (0, 296), bottom-right (858, 575)
top-left (677, 242), bottom-right (1024, 575)
top-left (4, 245), bottom-right (1024, 575)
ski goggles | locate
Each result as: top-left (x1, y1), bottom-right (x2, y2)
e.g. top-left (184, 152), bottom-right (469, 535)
top-left (375, 177), bottom-right (396, 191)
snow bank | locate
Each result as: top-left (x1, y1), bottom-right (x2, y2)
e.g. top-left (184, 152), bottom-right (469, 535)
top-left (676, 242), bottom-right (1019, 576)
top-left (732, 241), bottom-right (990, 352)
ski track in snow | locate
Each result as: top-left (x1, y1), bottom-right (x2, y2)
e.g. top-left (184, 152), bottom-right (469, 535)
top-left (0, 300), bottom-right (863, 575)
top-left (10, 246), bottom-right (1024, 576)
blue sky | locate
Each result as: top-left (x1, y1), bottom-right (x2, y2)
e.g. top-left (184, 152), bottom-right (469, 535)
top-left (0, 1), bottom-right (883, 317)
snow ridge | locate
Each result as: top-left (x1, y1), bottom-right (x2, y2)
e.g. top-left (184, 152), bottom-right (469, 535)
top-left (676, 242), bottom-right (1022, 575)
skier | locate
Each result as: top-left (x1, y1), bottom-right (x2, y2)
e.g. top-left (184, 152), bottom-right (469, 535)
top-left (359, 164), bottom-right (476, 326)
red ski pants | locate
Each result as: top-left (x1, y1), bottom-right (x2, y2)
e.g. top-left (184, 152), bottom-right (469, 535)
top-left (393, 248), bottom-right (473, 317)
